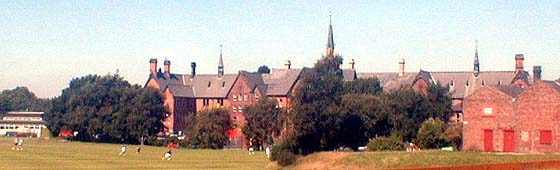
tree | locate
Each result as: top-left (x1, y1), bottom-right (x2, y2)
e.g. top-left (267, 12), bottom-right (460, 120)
top-left (0, 86), bottom-right (47, 113)
top-left (44, 74), bottom-right (166, 143)
top-left (416, 118), bottom-right (447, 149)
top-left (257, 65), bottom-right (271, 74)
top-left (425, 83), bottom-right (453, 122)
top-left (187, 108), bottom-right (231, 149)
top-left (381, 88), bottom-right (429, 141)
top-left (290, 55), bottom-right (344, 155)
top-left (339, 94), bottom-right (384, 150)
top-left (242, 98), bottom-right (283, 148)
top-left (342, 77), bottom-right (383, 95)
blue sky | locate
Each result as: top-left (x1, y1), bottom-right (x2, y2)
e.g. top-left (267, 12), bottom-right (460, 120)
top-left (1, 1), bottom-right (558, 98)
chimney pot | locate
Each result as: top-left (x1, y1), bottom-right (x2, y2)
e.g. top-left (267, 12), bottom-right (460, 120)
top-left (164, 59), bottom-right (171, 74)
top-left (515, 54), bottom-right (524, 73)
top-left (533, 65), bottom-right (542, 83)
top-left (191, 62), bottom-right (197, 78)
top-left (150, 58), bottom-right (158, 75)
top-left (398, 59), bottom-right (405, 77)
top-left (285, 60), bottom-right (291, 69)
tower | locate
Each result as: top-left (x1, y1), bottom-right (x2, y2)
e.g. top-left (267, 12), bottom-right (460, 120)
top-left (325, 11), bottom-right (335, 57)
top-left (218, 45), bottom-right (224, 77)
top-left (473, 41), bottom-right (480, 77)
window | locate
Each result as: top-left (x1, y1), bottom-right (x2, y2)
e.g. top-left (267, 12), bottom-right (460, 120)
top-left (540, 130), bottom-right (552, 144)
top-left (207, 81), bottom-right (212, 88)
top-left (243, 94), bottom-right (248, 101)
top-left (203, 99), bottom-right (209, 106)
top-left (233, 95), bottom-right (237, 101)
top-left (232, 106), bottom-right (237, 112)
top-left (222, 82), bottom-right (226, 87)
top-left (218, 99), bottom-right (224, 106)
top-left (483, 108), bottom-right (493, 115)
top-left (239, 106), bottom-right (243, 112)
top-left (255, 94), bottom-right (259, 101)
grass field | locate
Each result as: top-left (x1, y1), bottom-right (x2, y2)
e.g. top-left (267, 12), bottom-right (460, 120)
top-left (0, 137), bottom-right (270, 170)
top-left (284, 150), bottom-right (560, 169)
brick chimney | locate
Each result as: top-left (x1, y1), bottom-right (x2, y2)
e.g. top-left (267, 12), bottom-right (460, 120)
top-left (285, 60), bottom-right (291, 69)
top-left (163, 59), bottom-right (171, 75)
top-left (515, 54), bottom-right (524, 73)
top-left (191, 62), bottom-right (197, 78)
top-left (398, 59), bottom-right (405, 77)
top-left (350, 59), bottom-right (355, 70)
top-left (149, 58), bottom-right (157, 75)
top-left (533, 65), bottom-right (541, 83)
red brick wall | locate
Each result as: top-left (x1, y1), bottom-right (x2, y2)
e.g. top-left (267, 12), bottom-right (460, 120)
top-left (463, 81), bottom-right (560, 153)
top-left (515, 81), bottom-right (560, 153)
top-left (226, 75), bottom-right (261, 148)
top-left (462, 87), bottom-right (515, 152)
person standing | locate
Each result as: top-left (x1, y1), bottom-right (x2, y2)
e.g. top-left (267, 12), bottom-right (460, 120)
top-left (12, 137), bottom-right (18, 150)
top-left (17, 138), bottom-right (24, 151)
top-left (119, 145), bottom-right (127, 156)
top-left (265, 146), bottom-right (271, 159)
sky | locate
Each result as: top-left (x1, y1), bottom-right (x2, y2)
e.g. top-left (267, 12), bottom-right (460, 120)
top-left (1, 1), bottom-right (558, 98)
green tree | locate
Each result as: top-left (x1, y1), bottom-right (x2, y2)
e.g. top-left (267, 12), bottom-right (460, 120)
top-left (188, 108), bottom-right (231, 149)
top-left (0, 86), bottom-right (47, 113)
top-left (45, 74), bottom-right (166, 143)
top-left (342, 77), bottom-right (383, 95)
top-left (290, 55), bottom-right (344, 155)
top-left (425, 83), bottom-right (453, 122)
top-left (381, 88), bottom-right (429, 141)
top-left (242, 98), bottom-right (283, 147)
top-left (339, 94), bottom-right (384, 150)
top-left (416, 118), bottom-right (447, 149)
top-left (257, 65), bottom-right (271, 74)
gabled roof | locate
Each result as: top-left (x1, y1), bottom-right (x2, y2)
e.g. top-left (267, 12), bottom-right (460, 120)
top-left (147, 72), bottom-right (236, 98)
top-left (262, 68), bottom-right (304, 96)
top-left (542, 80), bottom-right (560, 92)
top-left (430, 71), bottom-right (515, 98)
top-left (165, 85), bottom-right (194, 97)
top-left (493, 85), bottom-right (525, 97)
top-left (239, 71), bottom-right (267, 95)
top-left (357, 72), bottom-right (417, 92)
top-left (185, 74), bottom-right (237, 98)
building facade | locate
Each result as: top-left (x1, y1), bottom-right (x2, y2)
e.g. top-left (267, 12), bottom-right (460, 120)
top-left (463, 80), bottom-right (560, 153)
top-left (0, 112), bottom-right (46, 138)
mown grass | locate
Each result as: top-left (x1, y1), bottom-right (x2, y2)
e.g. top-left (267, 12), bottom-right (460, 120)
top-left (282, 150), bottom-right (560, 169)
top-left (0, 137), bottom-right (269, 170)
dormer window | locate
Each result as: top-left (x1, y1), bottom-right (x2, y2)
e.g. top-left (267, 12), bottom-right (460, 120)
top-left (208, 81), bottom-right (212, 88)
top-left (466, 80), bottom-right (470, 86)
top-left (481, 80), bottom-right (486, 86)
top-left (222, 82), bottom-right (226, 87)
top-left (450, 80), bottom-right (455, 87)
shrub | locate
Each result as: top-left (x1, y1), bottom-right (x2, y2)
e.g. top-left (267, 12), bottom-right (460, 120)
top-left (274, 150), bottom-right (297, 166)
top-left (367, 135), bottom-right (404, 151)
top-left (416, 118), bottom-right (447, 149)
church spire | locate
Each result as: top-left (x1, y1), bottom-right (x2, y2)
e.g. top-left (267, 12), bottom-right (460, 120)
top-left (326, 10), bottom-right (335, 57)
top-left (218, 44), bottom-right (224, 77)
top-left (473, 40), bottom-right (480, 77)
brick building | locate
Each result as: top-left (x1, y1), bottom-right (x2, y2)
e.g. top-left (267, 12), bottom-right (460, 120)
top-left (463, 74), bottom-right (560, 153)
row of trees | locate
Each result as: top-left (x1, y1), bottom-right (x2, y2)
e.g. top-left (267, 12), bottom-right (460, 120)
top-left (45, 74), bottom-right (167, 144)
top-left (261, 55), bottom-right (456, 156)
top-left (0, 86), bottom-right (48, 116)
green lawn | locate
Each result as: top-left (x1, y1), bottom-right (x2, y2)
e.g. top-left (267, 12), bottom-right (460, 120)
top-left (285, 150), bottom-right (560, 169)
top-left (0, 137), bottom-right (270, 170)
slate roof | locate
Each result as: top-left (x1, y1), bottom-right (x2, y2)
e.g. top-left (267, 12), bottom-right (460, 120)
top-left (262, 68), bottom-right (304, 96)
top-left (357, 72), bottom-right (417, 92)
top-left (239, 71), bottom-right (267, 95)
top-left (149, 72), bottom-right (237, 98)
top-left (542, 80), bottom-right (560, 92)
top-left (493, 85), bottom-right (525, 97)
top-left (430, 71), bottom-right (516, 98)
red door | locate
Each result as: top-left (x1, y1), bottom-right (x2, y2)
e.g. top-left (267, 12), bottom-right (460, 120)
top-left (503, 130), bottom-right (515, 152)
top-left (484, 130), bottom-right (493, 152)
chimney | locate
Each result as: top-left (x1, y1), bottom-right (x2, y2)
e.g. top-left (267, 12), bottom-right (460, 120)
top-left (533, 65), bottom-right (541, 83)
top-left (163, 59), bottom-right (171, 75)
top-left (350, 59), bottom-right (355, 70)
top-left (149, 58), bottom-right (157, 75)
top-left (191, 62), bottom-right (197, 78)
top-left (398, 59), bottom-right (405, 77)
top-left (285, 60), bottom-right (291, 69)
top-left (515, 54), bottom-right (524, 73)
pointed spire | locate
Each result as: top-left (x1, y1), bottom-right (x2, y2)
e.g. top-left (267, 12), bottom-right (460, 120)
top-left (326, 10), bottom-right (335, 57)
top-left (473, 40), bottom-right (480, 77)
top-left (218, 44), bottom-right (224, 77)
